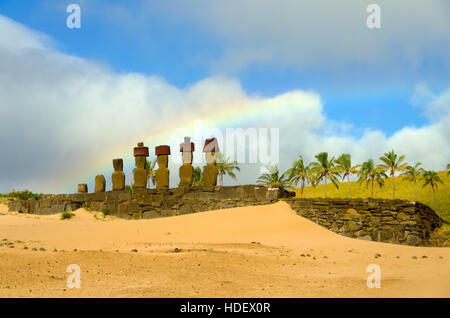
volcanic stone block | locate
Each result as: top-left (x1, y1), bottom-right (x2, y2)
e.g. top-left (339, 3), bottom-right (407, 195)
top-left (203, 138), bottom-right (219, 186)
top-left (219, 186), bottom-right (236, 200)
top-left (142, 211), bottom-right (161, 219)
top-left (266, 187), bottom-right (279, 201)
top-left (94, 174), bottom-right (106, 192)
top-left (112, 158), bottom-right (125, 190)
top-left (133, 142), bottom-right (149, 189)
top-left (155, 145), bottom-right (170, 188)
top-left (179, 137), bottom-right (195, 187)
top-left (254, 186), bottom-right (268, 200)
top-left (78, 184), bottom-right (88, 193)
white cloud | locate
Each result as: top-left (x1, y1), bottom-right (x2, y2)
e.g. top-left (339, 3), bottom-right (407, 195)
top-left (0, 15), bottom-right (448, 193)
top-left (412, 84), bottom-right (450, 121)
top-left (140, 0), bottom-right (450, 72)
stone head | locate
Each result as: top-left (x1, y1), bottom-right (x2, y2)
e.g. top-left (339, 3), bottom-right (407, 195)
top-left (182, 151), bottom-right (193, 164)
top-left (78, 183), bottom-right (88, 193)
top-left (205, 151), bottom-right (216, 164)
top-left (157, 155), bottom-right (168, 168)
top-left (113, 158), bottom-right (123, 171)
top-left (135, 156), bottom-right (146, 169)
top-left (203, 138), bottom-right (219, 153)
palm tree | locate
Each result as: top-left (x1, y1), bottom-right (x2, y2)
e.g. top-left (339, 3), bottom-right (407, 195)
top-left (146, 158), bottom-right (157, 187)
top-left (285, 156), bottom-right (310, 199)
top-left (401, 162), bottom-right (424, 201)
top-left (335, 153), bottom-right (360, 199)
top-left (421, 170), bottom-right (444, 213)
top-left (447, 163), bottom-right (450, 176)
top-left (309, 152), bottom-right (340, 198)
top-left (357, 159), bottom-right (387, 198)
top-left (192, 166), bottom-right (203, 186)
top-left (257, 165), bottom-right (289, 190)
top-left (216, 152), bottom-right (240, 186)
top-left (422, 170), bottom-right (444, 213)
top-left (379, 150), bottom-right (408, 199)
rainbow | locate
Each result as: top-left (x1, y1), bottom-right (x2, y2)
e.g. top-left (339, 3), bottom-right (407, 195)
top-left (60, 90), bottom-right (320, 193)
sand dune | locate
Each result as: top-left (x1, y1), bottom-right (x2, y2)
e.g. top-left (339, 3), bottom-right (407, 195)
top-left (0, 203), bottom-right (8, 213)
top-left (0, 202), bottom-right (449, 297)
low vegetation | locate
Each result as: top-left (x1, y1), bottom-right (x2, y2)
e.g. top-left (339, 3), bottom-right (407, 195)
top-left (100, 208), bottom-right (110, 217)
top-left (193, 167), bottom-right (203, 186)
top-left (0, 190), bottom-right (43, 200)
top-left (60, 211), bottom-right (75, 220)
top-left (299, 171), bottom-right (450, 223)
top-left (257, 150), bottom-right (449, 222)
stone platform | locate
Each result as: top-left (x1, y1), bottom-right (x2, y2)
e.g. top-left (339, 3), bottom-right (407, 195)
top-left (7, 185), bottom-right (443, 246)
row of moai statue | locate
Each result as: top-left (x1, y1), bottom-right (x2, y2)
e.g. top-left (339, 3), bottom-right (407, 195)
top-left (77, 137), bottom-right (219, 193)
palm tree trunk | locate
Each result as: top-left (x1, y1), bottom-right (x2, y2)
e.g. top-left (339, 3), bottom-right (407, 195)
top-left (392, 172), bottom-right (395, 200)
top-left (301, 179), bottom-right (305, 199)
top-left (371, 178), bottom-right (374, 198)
top-left (433, 188), bottom-right (438, 213)
top-left (220, 174), bottom-right (223, 186)
top-left (324, 175), bottom-right (327, 198)
top-left (347, 175), bottom-right (352, 199)
top-left (414, 180), bottom-right (417, 201)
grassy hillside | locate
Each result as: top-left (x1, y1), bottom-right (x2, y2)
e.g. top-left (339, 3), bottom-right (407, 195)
top-left (295, 171), bottom-right (450, 223)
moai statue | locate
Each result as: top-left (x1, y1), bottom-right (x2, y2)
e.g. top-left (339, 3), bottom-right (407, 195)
top-left (203, 138), bottom-right (219, 186)
top-left (133, 142), bottom-right (149, 188)
top-left (155, 145), bottom-right (171, 188)
top-left (78, 183), bottom-right (88, 193)
top-left (94, 174), bottom-right (106, 192)
top-left (179, 137), bottom-right (195, 187)
top-left (112, 158), bottom-right (125, 190)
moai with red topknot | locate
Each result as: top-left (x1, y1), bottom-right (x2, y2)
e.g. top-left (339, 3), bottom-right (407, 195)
top-left (203, 138), bottom-right (219, 186)
top-left (155, 145), bottom-right (171, 188)
top-left (133, 142), bottom-right (149, 188)
top-left (179, 137), bottom-right (195, 187)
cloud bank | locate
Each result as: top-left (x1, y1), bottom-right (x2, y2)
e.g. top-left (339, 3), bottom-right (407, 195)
top-left (142, 0), bottom-right (450, 73)
top-left (0, 15), bottom-right (448, 193)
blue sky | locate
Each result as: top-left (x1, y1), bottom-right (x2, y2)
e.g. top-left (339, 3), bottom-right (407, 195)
top-left (0, 0), bottom-right (449, 192)
top-left (1, 0), bottom-right (447, 134)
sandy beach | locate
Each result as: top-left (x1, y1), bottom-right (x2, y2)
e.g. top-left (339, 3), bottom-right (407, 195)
top-left (0, 201), bottom-right (448, 298)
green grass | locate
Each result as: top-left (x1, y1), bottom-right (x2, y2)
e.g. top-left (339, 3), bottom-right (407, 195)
top-left (100, 208), bottom-right (110, 217)
top-left (60, 211), bottom-right (75, 220)
top-left (1, 190), bottom-right (43, 200)
top-left (296, 171), bottom-right (450, 223)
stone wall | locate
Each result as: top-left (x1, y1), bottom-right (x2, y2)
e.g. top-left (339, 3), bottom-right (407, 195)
top-left (283, 198), bottom-right (442, 246)
top-left (7, 185), bottom-right (280, 219)
top-left (7, 185), bottom-right (443, 246)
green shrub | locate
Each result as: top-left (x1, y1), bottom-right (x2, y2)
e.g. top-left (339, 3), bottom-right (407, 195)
top-left (6, 190), bottom-right (43, 200)
top-left (100, 208), bottom-right (110, 217)
top-left (83, 206), bottom-right (91, 212)
top-left (60, 211), bottom-right (75, 220)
